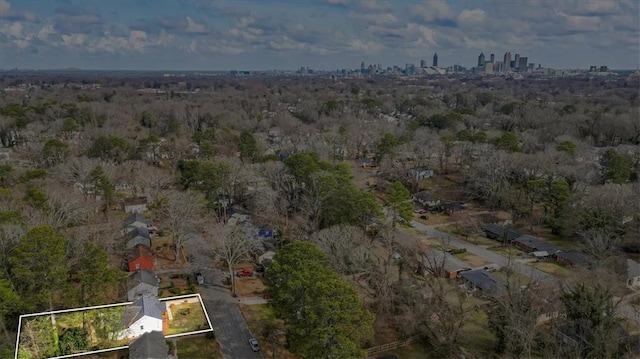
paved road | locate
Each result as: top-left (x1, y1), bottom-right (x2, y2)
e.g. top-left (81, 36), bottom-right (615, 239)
top-left (411, 220), bottom-right (559, 285)
top-left (187, 232), bottom-right (263, 359)
top-left (410, 221), bottom-right (640, 322)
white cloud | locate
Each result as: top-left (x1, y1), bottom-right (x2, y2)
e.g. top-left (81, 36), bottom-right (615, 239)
top-left (412, 0), bottom-right (453, 22)
top-left (37, 25), bottom-right (55, 40)
top-left (458, 9), bottom-right (485, 24)
top-left (349, 12), bottom-right (398, 26)
top-left (349, 39), bottom-right (384, 53)
top-left (8, 21), bottom-right (22, 37)
top-left (128, 30), bottom-right (147, 51)
top-left (556, 11), bottom-right (601, 31)
top-left (0, 0), bottom-right (10, 14)
top-left (185, 16), bottom-right (206, 34)
top-left (61, 33), bottom-right (87, 47)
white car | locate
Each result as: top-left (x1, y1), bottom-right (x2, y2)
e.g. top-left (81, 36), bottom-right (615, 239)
top-left (249, 338), bottom-right (260, 352)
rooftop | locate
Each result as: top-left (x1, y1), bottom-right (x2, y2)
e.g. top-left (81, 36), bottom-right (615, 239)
top-left (128, 331), bottom-right (168, 359)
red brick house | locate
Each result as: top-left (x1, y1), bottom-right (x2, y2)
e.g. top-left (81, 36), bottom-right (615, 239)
top-left (128, 244), bottom-right (155, 272)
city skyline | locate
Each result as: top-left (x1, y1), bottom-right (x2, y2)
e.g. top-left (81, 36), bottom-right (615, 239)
top-left (0, 0), bottom-right (638, 71)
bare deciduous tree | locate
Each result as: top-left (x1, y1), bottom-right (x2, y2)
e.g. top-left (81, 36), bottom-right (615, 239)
top-left (153, 190), bottom-right (204, 262)
top-left (204, 224), bottom-right (254, 295)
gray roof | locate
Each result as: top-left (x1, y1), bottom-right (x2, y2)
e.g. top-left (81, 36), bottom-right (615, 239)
top-left (121, 296), bottom-right (166, 327)
top-left (513, 235), bottom-right (560, 253)
top-left (126, 227), bottom-right (151, 240)
top-left (460, 269), bottom-right (506, 296)
top-left (628, 259), bottom-right (640, 279)
top-left (128, 331), bottom-right (168, 359)
top-left (484, 224), bottom-right (522, 241)
top-left (124, 212), bottom-right (152, 227)
top-left (555, 251), bottom-right (589, 266)
top-left (127, 270), bottom-right (160, 290)
top-left (413, 192), bottom-right (435, 202)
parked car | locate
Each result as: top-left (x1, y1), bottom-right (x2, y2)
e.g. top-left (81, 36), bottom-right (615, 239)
top-left (414, 209), bottom-right (428, 214)
top-left (195, 272), bottom-right (204, 285)
top-left (255, 264), bottom-right (265, 273)
top-left (249, 338), bottom-right (260, 352)
top-left (236, 269), bottom-right (255, 277)
top-left (420, 215), bottom-right (429, 220)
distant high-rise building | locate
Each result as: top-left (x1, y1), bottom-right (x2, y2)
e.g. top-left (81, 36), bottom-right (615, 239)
top-left (519, 57), bottom-right (528, 71)
top-left (494, 61), bottom-right (503, 73)
top-left (478, 53), bottom-right (485, 67)
top-left (503, 52), bottom-right (511, 69)
top-left (420, 59), bottom-right (426, 68)
top-left (485, 63), bottom-right (494, 73)
top-left (490, 53), bottom-right (495, 63)
top-left (433, 53), bottom-right (438, 67)
top-left (360, 61), bottom-right (366, 73)
top-left (514, 53), bottom-right (520, 69)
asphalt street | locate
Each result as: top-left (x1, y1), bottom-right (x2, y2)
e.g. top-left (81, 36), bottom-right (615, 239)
top-left (411, 220), bottom-right (639, 321)
top-left (187, 231), bottom-right (263, 359)
top-left (412, 220), bottom-right (561, 285)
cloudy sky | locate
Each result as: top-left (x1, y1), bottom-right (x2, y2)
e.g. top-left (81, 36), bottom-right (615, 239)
top-left (0, 0), bottom-right (638, 71)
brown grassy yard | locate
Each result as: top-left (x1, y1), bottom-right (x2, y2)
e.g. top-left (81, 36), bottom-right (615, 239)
top-left (239, 304), bottom-right (297, 359)
top-left (529, 261), bottom-right (573, 277)
top-left (166, 302), bottom-right (209, 335)
top-left (175, 335), bottom-right (222, 359)
top-left (454, 251), bottom-right (489, 267)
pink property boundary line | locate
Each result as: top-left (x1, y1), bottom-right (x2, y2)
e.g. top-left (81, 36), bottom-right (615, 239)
top-left (15, 293), bottom-right (214, 359)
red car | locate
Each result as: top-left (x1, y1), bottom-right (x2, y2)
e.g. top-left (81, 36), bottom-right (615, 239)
top-left (236, 269), bottom-right (255, 277)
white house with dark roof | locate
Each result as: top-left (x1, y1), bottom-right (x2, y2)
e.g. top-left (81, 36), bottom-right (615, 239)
top-left (128, 331), bottom-right (169, 359)
top-left (118, 296), bottom-right (166, 340)
top-left (125, 227), bottom-right (152, 248)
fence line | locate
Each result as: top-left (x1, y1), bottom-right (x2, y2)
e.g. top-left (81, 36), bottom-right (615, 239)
top-left (364, 336), bottom-right (419, 357)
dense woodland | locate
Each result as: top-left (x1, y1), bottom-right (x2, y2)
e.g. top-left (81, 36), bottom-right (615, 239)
top-left (0, 71), bottom-right (639, 358)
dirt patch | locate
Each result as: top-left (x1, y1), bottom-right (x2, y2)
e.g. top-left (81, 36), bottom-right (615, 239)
top-left (235, 277), bottom-right (267, 297)
top-left (373, 319), bottom-right (399, 345)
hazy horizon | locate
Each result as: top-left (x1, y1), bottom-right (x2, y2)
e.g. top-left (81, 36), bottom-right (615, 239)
top-left (1, 0), bottom-right (638, 71)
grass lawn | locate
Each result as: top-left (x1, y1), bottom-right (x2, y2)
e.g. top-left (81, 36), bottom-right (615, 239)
top-left (166, 302), bottom-right (209, 335)
top-left (176, 335), bottom-right (221, 358)
top-left (529, 261), bottom-right (573, 277)
top-left (458, 310), bottom-right (495, 358)
top-left (460, 235), bottom-right (496, 246)
top-left (453, 251), bottom-right (489, 267)
top-left (489, 246), bottom-right (525, 258)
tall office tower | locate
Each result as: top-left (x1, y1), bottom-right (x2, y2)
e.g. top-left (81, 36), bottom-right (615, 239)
top-left (377, 63), bottom-right (382, 71)
top-left (420, 59), bottom-right (426, 68)
top-left (503, 52), bottom-right (511, 69)
top-left (519, 57), bottom-right (528, 71)
top-left (490, 53), bottom-right (495, 63)
top-left (433, 53), bottom-right (438, 67)
top-left (514, 53), bottom-right (520, 69)
top-left (478, 52), bottom-right (485, 67)
top-left (360, 61), bottom-right (366, 73)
